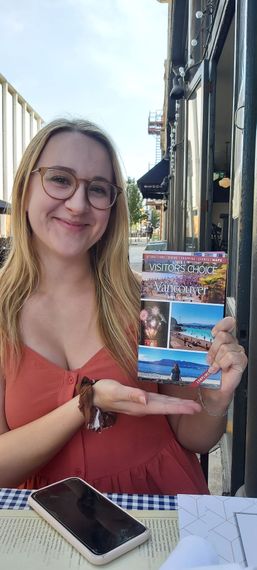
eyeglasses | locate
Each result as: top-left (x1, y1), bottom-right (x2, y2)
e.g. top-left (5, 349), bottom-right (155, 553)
top-left (31, 167), bottom-right (122, 210)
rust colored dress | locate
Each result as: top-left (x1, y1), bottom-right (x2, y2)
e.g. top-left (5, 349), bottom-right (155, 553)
top-left (4, 345), bottom-right (208, 494)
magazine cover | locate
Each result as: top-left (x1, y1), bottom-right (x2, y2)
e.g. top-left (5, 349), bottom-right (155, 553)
top-left (138, 251), bottom-right (228, 389)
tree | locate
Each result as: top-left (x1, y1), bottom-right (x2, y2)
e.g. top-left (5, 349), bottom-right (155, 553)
top-left (126, 178), bottom-right (144, 226)
top-left (149, 208), bottom-right (160, 229)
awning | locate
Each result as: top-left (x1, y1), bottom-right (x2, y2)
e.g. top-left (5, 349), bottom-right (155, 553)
top-left (137, 158), bottom-right (169, 199)
top-left (0, 200), bottom-right (11, 213)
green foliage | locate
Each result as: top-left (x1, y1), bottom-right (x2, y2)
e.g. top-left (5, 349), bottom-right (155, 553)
top-left (149, 208), bottom-right (160, 229)
top-left (126, 178), bottom-right (144, 226)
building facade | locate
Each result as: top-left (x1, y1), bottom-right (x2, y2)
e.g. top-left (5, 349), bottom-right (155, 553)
top-left (164, 0), bottom-right (257, 496)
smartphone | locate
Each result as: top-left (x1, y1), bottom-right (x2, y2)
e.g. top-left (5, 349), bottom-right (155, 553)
top-left (28, 477), bottom-right (150, 565)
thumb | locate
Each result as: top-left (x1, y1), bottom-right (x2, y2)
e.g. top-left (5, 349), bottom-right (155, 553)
top-left (123, 386), bottom-right (148, 405)
top-left (212, 316), bottom-right (235, 336)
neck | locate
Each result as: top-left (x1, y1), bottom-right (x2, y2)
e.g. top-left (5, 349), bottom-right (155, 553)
top-left (37, 250), bottom-right (94, 296)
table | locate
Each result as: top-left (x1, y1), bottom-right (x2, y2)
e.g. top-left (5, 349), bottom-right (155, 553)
top-left (0, 487), bottom-right (177, 511)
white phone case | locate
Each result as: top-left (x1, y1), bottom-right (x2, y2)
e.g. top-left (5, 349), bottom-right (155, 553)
top-left (28, 477), bottom-right (150, 565)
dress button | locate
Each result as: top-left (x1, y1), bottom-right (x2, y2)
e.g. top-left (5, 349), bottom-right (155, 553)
top-left (68, 376), bottom-right (74, 384)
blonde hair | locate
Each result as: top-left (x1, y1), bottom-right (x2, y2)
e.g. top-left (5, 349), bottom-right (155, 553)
top-left (0, 118), bottom-right (140, 376)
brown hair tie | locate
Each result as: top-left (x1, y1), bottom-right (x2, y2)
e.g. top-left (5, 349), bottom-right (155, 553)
top-left (77, 376), bottom-right (117, 432)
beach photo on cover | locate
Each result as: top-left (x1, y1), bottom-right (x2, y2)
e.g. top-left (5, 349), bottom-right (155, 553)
top-left (170, 302), bottom-right (224, 352)
top-left (139, 300), bottom-right (170, 348)
top-left (138, 346), bottom-right (221, 388)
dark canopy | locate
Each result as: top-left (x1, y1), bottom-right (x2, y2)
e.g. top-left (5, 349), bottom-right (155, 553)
top-left (0, 199), bottom-right (11, 213)
top-left (137, 158), bottom-right (169, 199)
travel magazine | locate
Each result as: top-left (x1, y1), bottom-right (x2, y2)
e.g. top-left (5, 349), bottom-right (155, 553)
top-left (138, 251), bottom-right (228, 389)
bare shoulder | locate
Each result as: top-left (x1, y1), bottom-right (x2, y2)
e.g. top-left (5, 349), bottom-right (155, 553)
top-left (0, 369), bottom-right (9, 435)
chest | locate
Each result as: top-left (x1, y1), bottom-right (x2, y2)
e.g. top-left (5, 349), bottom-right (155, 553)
top-left (19, 293), bottom-right (103, 370)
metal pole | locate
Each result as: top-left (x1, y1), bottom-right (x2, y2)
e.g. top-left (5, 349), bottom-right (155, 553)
top-left (12, 92), bottom-right (18, 177)
top-left (243, 1), bottom-right (257, 497)
top-left (231, 0), bottom-right (257, 496)
top-left (2, 81), bottom-right (8, 201)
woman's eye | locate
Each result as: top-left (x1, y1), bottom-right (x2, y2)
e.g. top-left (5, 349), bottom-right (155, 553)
top-left (51, 176), bottom-right (72, 186)
top-left (90, 184), bottom-right (107, 196)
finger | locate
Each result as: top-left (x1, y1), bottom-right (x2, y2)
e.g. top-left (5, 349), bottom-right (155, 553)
top-left (208, 342), bottom-right (245, 367)
top-left (126, 388), bottom-right (148, 405)
top-left (208, 332), bottom-right (240, 363)
top-left (212, 316), bottom-right (236, 336)
top-left (215, 350), bottom-right (248, 374)
top-left (114, 384), bottom-right (148, 405)
top-left (116, 394), bottom-right (201, 416)
top-left (145, 397), bottom-right (201, 416)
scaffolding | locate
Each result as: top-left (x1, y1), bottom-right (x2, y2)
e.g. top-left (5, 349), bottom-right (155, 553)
top-left (148, 110), bottom-right (163, 164)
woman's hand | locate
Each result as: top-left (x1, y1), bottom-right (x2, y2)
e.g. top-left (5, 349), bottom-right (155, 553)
top-left (201, 316), bottom-right (248, 412)
top-left (93, 379), bottom-right (201, 416)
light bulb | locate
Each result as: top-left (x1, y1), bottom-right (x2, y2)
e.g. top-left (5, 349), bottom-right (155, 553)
top-left (218, 177), bottom-right (231, 189)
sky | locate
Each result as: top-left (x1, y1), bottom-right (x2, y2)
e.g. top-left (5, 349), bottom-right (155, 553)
top-left (0, 0), bottom-right (168, 180)
top-left (138, 346), bottom-right (209, 365)
top-left (171, 303), bottom-right (224, 326)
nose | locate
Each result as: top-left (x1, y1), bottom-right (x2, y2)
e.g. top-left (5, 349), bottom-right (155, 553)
top-left (64, 181), bottom-right (91, 212)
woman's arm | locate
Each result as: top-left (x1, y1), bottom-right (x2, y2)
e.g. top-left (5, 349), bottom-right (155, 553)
top-left (0, 376), bottom-right (85, 487)
top-left (159, 383), bottom-right (228, 453)
top-left (159, 317), bottom-right (248, 453)
top-left (0, 369), bottom-right (202, 488)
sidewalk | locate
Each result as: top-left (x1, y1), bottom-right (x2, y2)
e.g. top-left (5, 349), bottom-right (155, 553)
top-left (129, 241), bottom-right (147, 272)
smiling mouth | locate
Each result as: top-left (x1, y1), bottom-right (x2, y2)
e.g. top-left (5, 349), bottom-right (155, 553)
top-left (54, 217), bottom-right (87, 229)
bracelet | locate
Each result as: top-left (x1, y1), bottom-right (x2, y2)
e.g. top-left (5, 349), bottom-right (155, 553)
top-left (198, 387), bottom-right (229, 418)
top-left (77, 376), bottom-right (117, 432)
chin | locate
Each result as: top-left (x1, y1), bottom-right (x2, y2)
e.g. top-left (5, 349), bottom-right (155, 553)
top-left (55, 247), bottom-right (89, 260)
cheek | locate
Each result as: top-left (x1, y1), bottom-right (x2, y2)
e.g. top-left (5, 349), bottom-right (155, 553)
top-left (98, 210), bottom-right (111, 233)
top-left (26, 192), bottom-right (54, 234)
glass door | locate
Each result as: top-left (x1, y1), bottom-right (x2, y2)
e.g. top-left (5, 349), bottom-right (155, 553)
top-left (184, 61), bottom-right (208, 251)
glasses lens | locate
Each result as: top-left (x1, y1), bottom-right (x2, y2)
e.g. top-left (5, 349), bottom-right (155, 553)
top-left (43, 168), bottom-right (75, 198)
top-left (88, 180), bottom-right (117, 209)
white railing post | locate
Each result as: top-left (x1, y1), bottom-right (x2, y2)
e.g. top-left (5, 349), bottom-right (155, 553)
top-left (0, 73), bottom-right (43, 204)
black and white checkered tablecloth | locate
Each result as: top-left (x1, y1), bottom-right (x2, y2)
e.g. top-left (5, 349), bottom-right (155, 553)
top-left (0, 487), bottom-right (177, 511)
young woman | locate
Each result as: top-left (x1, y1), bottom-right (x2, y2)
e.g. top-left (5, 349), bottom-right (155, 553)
top-left (0, 119), bottom-right (247, 493)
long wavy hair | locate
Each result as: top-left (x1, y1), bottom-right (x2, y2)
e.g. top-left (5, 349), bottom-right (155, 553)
top-left (0, 118), bottom-right (140, 376)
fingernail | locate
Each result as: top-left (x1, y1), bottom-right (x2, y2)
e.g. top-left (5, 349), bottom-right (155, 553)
top-left (211, 328), bottom-right (217, 337)
top-left (138, 395), bottom-right (147, 405)
top-left (208, 364), bottom-right (219, 374)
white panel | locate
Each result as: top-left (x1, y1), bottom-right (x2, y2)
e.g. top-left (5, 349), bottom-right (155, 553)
top-left (6, 90), bottom-right (13, 200)
top-left (0, 84), bottom-right (3, 200)
top-left (16, 101), bottom-right (23, 168)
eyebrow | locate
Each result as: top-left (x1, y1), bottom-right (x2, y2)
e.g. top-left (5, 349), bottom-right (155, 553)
top-left (47, 165), bottom-right (76, 174)
top-left (45, 166), bottom-right (113, 183)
